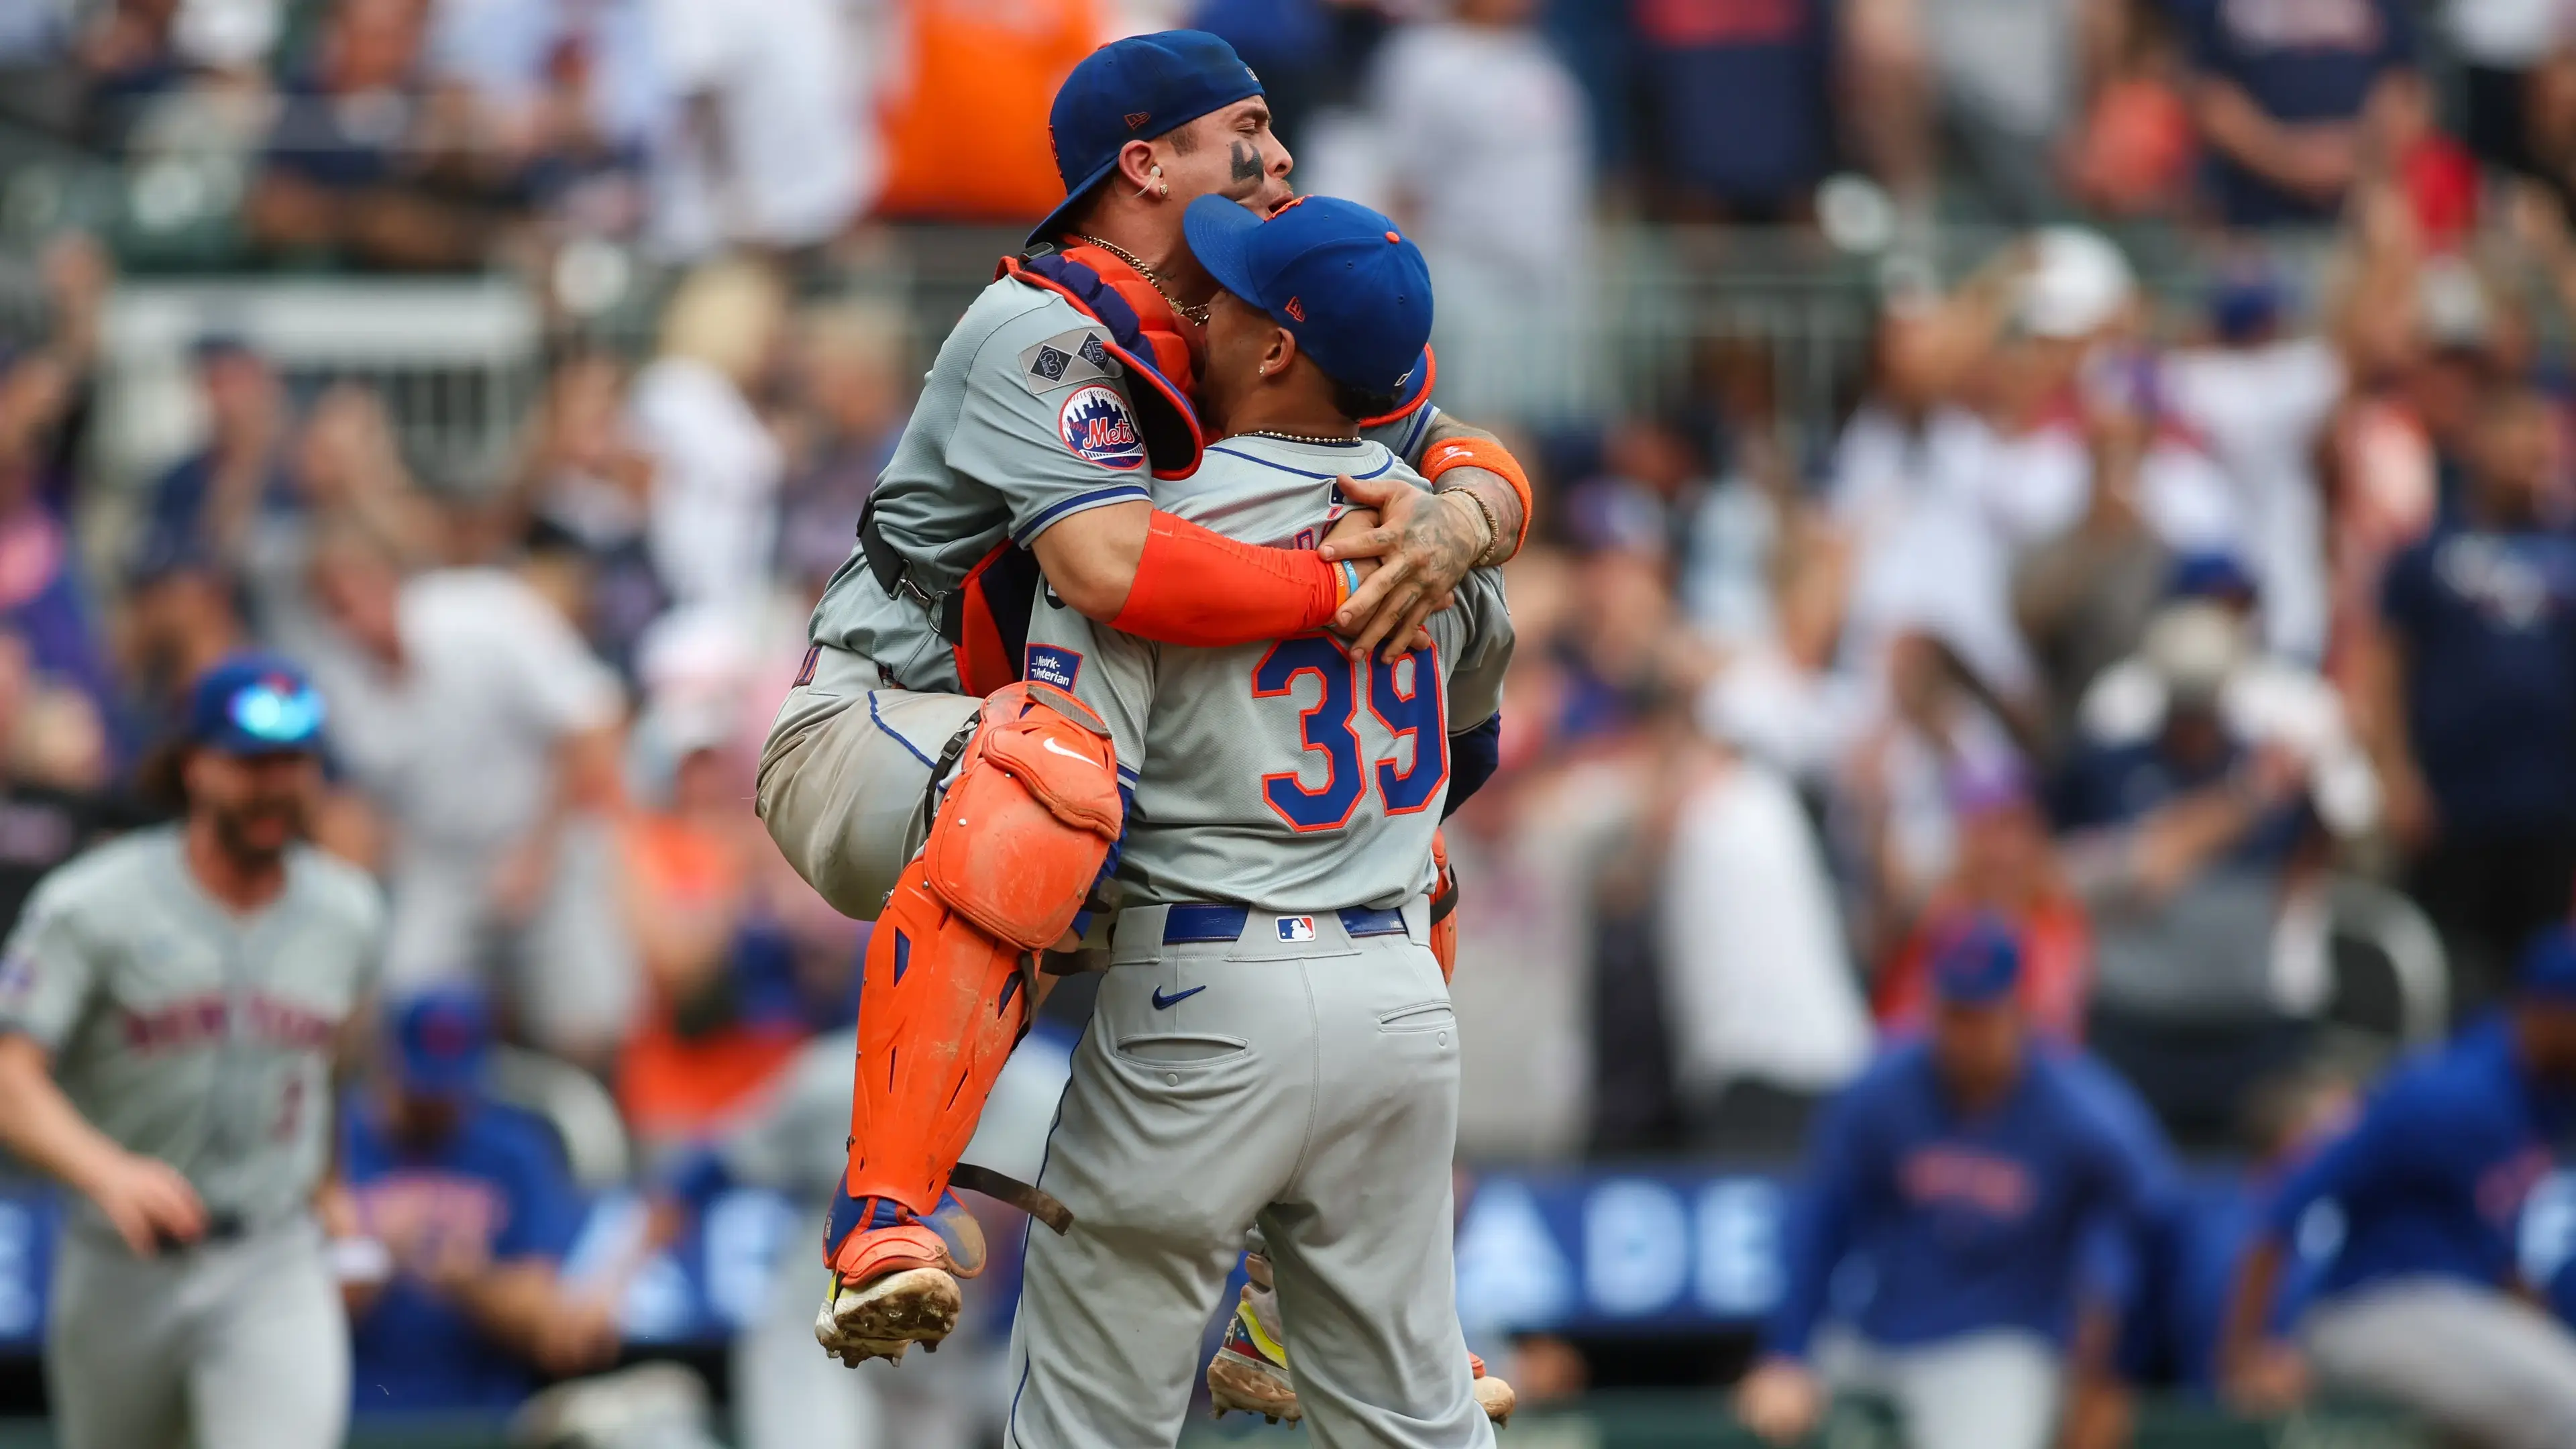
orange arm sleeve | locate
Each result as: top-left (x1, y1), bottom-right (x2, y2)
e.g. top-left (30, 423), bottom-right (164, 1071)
top-left (1109, 510), bottom-right (1352, 647)
top-left (1420, 435), bottom-right (1534, 556)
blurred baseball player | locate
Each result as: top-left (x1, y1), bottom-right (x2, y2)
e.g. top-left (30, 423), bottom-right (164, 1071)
top-left (771, 28), bottom-right (1532, 1370)
top-left (0, 653), bottom-right (384, 1449)
top-left (990, 192), bottom-right (1511, 1449)
top-left (2220, 926), bottom-right (2576, 1448)
top-left (1737, 918), bottom-right (2173, 1449)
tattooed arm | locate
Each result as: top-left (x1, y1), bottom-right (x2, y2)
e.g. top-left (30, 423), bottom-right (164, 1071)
top-left (1321, 413), bottom-right (1529, 661)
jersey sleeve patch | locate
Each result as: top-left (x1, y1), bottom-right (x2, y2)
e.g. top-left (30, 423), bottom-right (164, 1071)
top-left (1024, 643), bottom-right (1083, 691)
top-left (1057, 385), bottom-right (1147, 472)
top-left (1019, 327), bottom-right (1125, 394)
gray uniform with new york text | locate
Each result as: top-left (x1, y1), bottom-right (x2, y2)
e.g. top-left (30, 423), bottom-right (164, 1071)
top-left (764, 266), bottom-right (1450, 920)
top-left (1001, 433), bottom-right (1509, 1449)
top-left (0, 826), bottom-right (384, 1449)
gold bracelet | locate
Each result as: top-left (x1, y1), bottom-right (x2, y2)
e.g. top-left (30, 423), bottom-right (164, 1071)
top-left (1438, 483), bottom-right (1505, 568)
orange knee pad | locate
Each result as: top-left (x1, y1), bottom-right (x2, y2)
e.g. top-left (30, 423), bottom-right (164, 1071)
top-left (838, 681), bottom-right (1125, 1225)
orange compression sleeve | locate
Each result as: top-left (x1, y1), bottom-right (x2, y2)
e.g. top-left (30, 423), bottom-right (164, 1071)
top-left (1109, 509), bottom-right (1352, 647)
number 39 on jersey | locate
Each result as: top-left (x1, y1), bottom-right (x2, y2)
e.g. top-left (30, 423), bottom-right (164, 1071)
top-left (1250, 634), bottom-right (1448, 833)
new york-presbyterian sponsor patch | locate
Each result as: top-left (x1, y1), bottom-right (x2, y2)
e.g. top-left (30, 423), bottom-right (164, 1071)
top-left (1057, 384), bottom-right (1146, 471)
top-left (1024, 643), bottom-right (1083, 690)
top-left (1019, 327), bottom-right (1124, 394)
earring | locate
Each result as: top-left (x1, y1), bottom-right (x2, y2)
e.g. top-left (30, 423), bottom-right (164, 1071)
top-left (1137, 163), bottom-right (1165, 199)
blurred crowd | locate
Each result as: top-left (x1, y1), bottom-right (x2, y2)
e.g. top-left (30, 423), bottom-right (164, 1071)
top-left (10, 0), bottom-right (2576, 1441)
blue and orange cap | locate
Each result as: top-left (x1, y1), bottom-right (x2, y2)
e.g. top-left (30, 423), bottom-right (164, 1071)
top-left (1182, 193), bottom-right (1434, 402)
top-left (184, 652), bottom-right (325, 756)
top-left (1030, 30), bottom-right (1265, 249)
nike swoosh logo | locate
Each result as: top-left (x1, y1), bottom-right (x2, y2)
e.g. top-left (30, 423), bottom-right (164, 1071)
top-left (1041, 737), bottom-right (1097, 766)
top-left (1150, 985), bottom-right (1205, 1010)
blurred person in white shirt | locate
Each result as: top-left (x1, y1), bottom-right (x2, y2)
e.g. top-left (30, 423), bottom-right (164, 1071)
top-left (305, 522), bottom-right (637, 1064)
top-left (1370, 0), bottom-right (1593, 420)
top-left (2161, 260), bottom-right (2345, 663)
top-left (626, 260), bottom-right (788, 618)
top-left (643, 0), bottom-right (869, 259)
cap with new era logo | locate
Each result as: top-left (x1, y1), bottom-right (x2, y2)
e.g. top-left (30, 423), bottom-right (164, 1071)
top-left (1183, 194), bottom-right (1434, 400)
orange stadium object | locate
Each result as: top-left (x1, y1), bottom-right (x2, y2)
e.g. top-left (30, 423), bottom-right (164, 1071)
top-left (875, 0), bottom-right (1110, 223)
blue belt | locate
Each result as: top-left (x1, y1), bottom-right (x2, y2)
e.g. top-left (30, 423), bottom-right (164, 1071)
top-left (1161, 904), bottom-right (1409, 945)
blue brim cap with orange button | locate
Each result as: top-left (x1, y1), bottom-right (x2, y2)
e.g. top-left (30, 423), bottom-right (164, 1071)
top-left (1028, 30), bottom-right (1265, 250)
top-left (1181, 193), bottom-right (1434, 402)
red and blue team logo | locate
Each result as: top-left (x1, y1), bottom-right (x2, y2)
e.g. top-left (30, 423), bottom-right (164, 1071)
top-left (1057, 384), bottom-right (1146, 472)
top-left (1276, 916), bottom-right (1317, 943)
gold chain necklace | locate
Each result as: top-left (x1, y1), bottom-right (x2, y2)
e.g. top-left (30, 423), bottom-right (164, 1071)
top-left (1238, 429), bottom-right (1360, 446)
top-left (1069, 233), bottom-right (1212, 326)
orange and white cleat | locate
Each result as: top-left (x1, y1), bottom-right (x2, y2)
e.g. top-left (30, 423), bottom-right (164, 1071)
top-left (814, 1191), bottom-right (987, 1366)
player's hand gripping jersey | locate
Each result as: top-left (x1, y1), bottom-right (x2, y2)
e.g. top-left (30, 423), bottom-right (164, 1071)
top-left (1023, 435), bottom-right (1511, 907)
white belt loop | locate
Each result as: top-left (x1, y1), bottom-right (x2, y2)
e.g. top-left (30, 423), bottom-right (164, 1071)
top-left (1110, 904), bottom-right (1173, 965)
top-left (1402, 896), bottom-right (1431, 947)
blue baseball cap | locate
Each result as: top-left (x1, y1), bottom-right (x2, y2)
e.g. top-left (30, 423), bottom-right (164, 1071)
top-left (1030, 30), bottom-right (1265, 248)
top-left (2521, 926), bottom-right (2576, 1004)
top-left (1183, 193), bottom-right (1434, 399)
top-left (391, 988), bottom-right (492, 1096)
top-left (184, 652), bottom-right (326, 756)
top-left (1930, 914), bottom-right (2024, 1005)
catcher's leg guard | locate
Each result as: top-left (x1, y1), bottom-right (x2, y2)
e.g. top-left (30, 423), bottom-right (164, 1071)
top-left (1430, 828), bottom-right (1460, 983)
top-left (822, 683), bottom-right (1121, 1360)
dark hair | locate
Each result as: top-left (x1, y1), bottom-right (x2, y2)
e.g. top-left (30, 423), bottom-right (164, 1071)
top-left (133, 738), bottom-right (191, 816)
top-left (1330, 378), bottom-right (1399, 423)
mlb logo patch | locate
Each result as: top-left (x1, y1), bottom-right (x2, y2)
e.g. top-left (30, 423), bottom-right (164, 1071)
top-left (1024, 644), bottom-right (1083, 690)
top-left (1057, 384), bottom-right (1145, 472)
top-left (1276, 916), bottom-right (1317, 943)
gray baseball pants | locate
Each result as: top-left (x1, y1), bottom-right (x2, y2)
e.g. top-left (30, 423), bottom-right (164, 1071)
top-left (47, 1218), bottom-right (348, 1449)
top-left (1002, 901), bottom-right (1492, 1449)
top-left (1815, 1328), bottom-right (2063, 1449)
top-left (2302, 1277), bottom-right (2576, 1449)
top-left (757, 644), bottom-right (979, 921)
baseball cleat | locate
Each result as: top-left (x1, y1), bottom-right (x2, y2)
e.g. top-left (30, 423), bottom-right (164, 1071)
top-left (1207, 1285), bottom-right (1299, 1422)
top-left (815, 1264), bottom-right (961, 1365)
top-left (1204, 1273), bottom-right (1517, 1428)
top-left (1470, 1353), bottom-right (1517, 1427)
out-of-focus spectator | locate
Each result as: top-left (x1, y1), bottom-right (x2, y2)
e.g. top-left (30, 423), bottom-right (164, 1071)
top-left (513, 354), bottom-right (665, 673)
top-left (2449, 0), bottom-right (2563, 176)
top-left (1656, 737), bottom-right (1872, 1155)
top-left (139, 337), bottom-right (292, 578)
top-left (615, 614), bottom-right (857, 1148)
top-left (0, 347), bottom-right (114, 724)
top-left (1371, 0), bottom-right (1593, 420)
top-left (643, 0), bottom-right (867, 259)
top-left (344, 989), bottom-right (619, 1415)
top-left (869, 0), bottom-right (1102, 226)
top-left (2182, 0), bottom-right (2420, 227)
top-left (248, 0), bottom-right (508, 270)
top-left (1633, 0), bottom-right (1839, 221)
top-left (113, 542), bottom-right (248, 757)
top-left (2067, 1), bottom-right (2199, 215)
top-left (1737, 919), bottom-right (2173, 1449)
top-left (1845, 631), bottom-right (2029, 944)
top-left (2359, 386), bottom-right (2576, 1008)
top-left (425, 0), bottom-right (661, 240)
top-left (1908, 0), bottom-right (2121, 221)
top-left (2219, 928), bottom-right (2576, 1444)
top-left (0, 631), bottom-right (131, 938)
top-left (1876, 758), bottom-right (2094, 1042)
top-left (776, 301), bottom-right (912, 598)
top-left (625, 259), bottom-right (787, 616)
top-left (2160, 263), bottom-right (2345, 663)
top-left (305, 523), bottom-right (637, 1063)
top-left (2057, 589), bottom-right (2347, 1142)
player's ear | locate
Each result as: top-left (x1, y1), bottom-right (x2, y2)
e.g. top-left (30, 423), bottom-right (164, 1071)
top-left (1264, 326), bottom-right (1297, 382)
top-left (1112, 140), bottom-right (1160, 199)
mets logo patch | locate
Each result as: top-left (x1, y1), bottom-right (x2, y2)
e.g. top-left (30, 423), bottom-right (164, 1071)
top-left (1057, 384), bottom-right (1145, 472)
top-left (1024, 643), bottom-right (1083, 690)
top-left (1276, 915), bottom-right (1318, 943)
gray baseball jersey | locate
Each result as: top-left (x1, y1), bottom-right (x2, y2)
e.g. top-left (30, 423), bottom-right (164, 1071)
top-left (1022, 435), bottom-right (1512, 911)
top-left (803, 269), bottom-right (1450, 694)
top-left (0, 827), bottom-right (385, 1235)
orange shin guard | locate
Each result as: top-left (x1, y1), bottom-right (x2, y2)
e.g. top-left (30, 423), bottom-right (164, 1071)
top-left (1430, 828), bottom-right (1460, 983)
